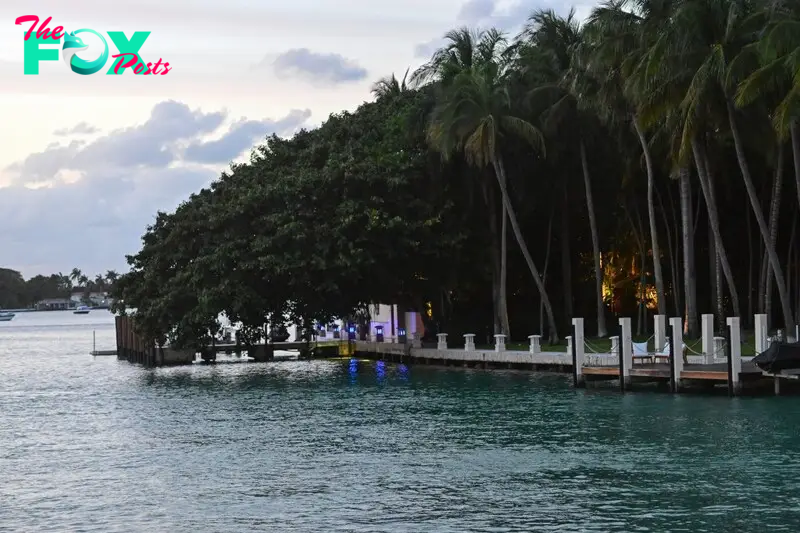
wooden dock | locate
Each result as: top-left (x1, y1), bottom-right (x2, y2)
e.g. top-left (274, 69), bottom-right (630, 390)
top-left (112, 316), bottom-right (338, 366)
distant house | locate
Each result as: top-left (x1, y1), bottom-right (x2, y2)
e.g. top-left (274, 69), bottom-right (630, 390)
top-left (70, 291), bottom-right (110, 307)
top-left (36, 298), bottom-right (72, 310)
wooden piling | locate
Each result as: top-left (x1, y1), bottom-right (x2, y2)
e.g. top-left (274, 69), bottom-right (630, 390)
top-left (668, 335), bottom-right (676, 393)
top-left (725, 324), bottom-right (733, 397)
top-left (571, 322), bottom-right (578, 388)
top-left (617, 324), bottom-right (625, 393)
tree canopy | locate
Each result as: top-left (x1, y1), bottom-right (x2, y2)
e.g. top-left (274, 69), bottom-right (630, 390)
top-left (113, 0), bottom-right (800, 347)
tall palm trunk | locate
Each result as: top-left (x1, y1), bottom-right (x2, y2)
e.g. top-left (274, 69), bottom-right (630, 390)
top-left (657, 185), bottom-right (681, 317)
top-left (580, 139), bottom-right (607, 337)
top-left (492, 154), bottom-right (559, 343)
top-left (765, 143), bottom-right (785, 325)
top-left (633, 116), bottom-right (667, 316)
top-left (715, 235), bottom-right (724, 331)
top-left (792, 122), bottom-right (800, 211)
top-left (727, 100), bottom-right (794, 333)
top-left (561, 185), bottom-right (574, 322)
top-left (709, 220), bottom-right (720, 326)
top-left (747, 203), bottom-right (754, 325)
top-left (499, 202), bottom-right (511, 337)
top-left (787, 210), bottom-right (797, 328)
top-left (679, 167), bottom-right (698, 337)
top-left (666, 183), bottom-right (683, 317)
top-left (484, 181), bottom-right (502, 334)
top-left (691, 137), bottom-right (741, 317)
top-left (540, 208), bottom-right (555, 336)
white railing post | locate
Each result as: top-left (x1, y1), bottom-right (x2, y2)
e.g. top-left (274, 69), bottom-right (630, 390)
top-left (712, 336), bottom-right (726, 363)
top-left (755, 313), bottom-right (768, 354)
top-left (411, 331), bottom-right (421, 349)
top-left (572, 318), bottom-right (585, 386)
top-left (727, 317), bottom-right (742, 395)
top-left (670, 317), bottom-right (683, 391)
top-left (494, 334), bottom-right (506, 352)
top-left (610, 336), bottom-right (619, 356)
top-left (701, 314), bottom-right (714, 360)
top-left (619, 317), bottom-right (632, 389)
top-left (463, 333), bottom-right (475, 352)
top-left (528, 335), bottom-right (541, 354)
top-left (436, 333), bottom-right (448, 350)
top-left (654, 315), bottom-right (667, 351)
top-left (566, 336), bottom-right (572, 359)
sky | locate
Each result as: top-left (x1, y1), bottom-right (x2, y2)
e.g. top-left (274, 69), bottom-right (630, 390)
top-left (0, 0), bottom-right (595, 278)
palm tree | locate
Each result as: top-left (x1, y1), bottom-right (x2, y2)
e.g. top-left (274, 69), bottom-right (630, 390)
top-left (427, 54), bottom-right (560, 343)
top-left (518, 8), bottom-right (608, 338)
top-left (105, 270), bottom-right (119, 287)
top-left (661, 0), bottom-right (794, 333)
top-left (622, 0), bottom-right (744, 327)
top-left (69, 268), bottom-right (82, 286)
top-left (737, 0), bottom-right (800, 217)
top-left (372, 68), bottom-right (410, 99)
top-left (413, 27), bottom-right (512, 337)
top-left (581, 0), bottom-right (668, 317)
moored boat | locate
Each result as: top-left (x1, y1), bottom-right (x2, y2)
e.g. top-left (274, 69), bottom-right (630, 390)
top-left (0, 312), bottom-right (15, 322)
top-left (752, 341), bottom-right (800, 374)
top-left (73, 306), bottom-right (90, 315)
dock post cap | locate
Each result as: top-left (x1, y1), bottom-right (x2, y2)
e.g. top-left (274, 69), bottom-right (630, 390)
top-left (528, 334), bottom-right (541, 339)
top-left (463, 333), bottom-right (475, 337)
top-left (493, 334), bottom-right (507, 338)
top-left (436, 333), bottom-right (448, 338)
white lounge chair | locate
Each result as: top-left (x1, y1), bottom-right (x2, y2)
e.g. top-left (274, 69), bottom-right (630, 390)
top-left (632, 341), bottom-right (672, 365)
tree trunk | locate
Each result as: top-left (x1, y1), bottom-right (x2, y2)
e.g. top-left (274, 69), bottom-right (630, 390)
top-left (680, 167), bottom-right (698, 337)
top-left (666, 180), bottom-right (683, 318)
top-left (492, 154), bottom-right (559, 343)
top-left (765, 143), bottom-right (784, 326)
top-left (715, 235), bottom-right (724, 331)
top-left (484, 181), bottom-right (503, 335)
top-left (727, 100), bottom-right (794, 333)
top-left (692, 137), bottom-right (742, 318)
top-left (627, 202), bottom-right (648, 335)
top-left (498, 172), bottom-right (511, 337)
top-left (561, 184), bottom-right (574, 322)
top-left (709, 220), bottom-right (719, 324)
top-left (747, 202), bottom-right (754, 326)
top-left (540, 206), bottom-right (555, 336)
top-left (580, 139), bottom-right (607, 337)
top-left (656, 182), bottom-right (681, 317)
top-left (787, 210), bottom-right (797, 327)
top-left (633, 116), bottom-right (667, 316)
top-left (791, 121), bottom-right (800, 211)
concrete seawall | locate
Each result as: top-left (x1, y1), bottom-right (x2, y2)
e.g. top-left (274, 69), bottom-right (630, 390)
top-left (352, 341), bottom-right (572, 371)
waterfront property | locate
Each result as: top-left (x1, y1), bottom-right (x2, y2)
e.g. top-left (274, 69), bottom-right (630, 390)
top-left (35, 298), bottom-right (72, 310)
top-left (112, 309), bottom-right (800, 396)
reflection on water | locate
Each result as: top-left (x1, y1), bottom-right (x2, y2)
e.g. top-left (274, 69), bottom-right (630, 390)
top-left (3, 310), bottom-right (800, 531)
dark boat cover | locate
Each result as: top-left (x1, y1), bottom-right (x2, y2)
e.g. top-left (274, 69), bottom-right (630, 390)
top-left (752, 342), bottom-right (800, 373)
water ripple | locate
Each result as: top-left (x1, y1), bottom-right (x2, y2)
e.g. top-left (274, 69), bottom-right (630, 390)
top-left (2, 311), bottom-right (800, 531)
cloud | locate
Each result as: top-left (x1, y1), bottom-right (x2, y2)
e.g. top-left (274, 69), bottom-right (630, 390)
top-left (457, 0), bottom-right (496, 22)
top-left (412, 0), bottom-right (596, 58)
top-left (272, 48), bottom-right (368, 85)
top-left (53, 122), bottom-right (100, 136)
top-left (0, 100), bottom-right (313, 276)
top-left (414, 38), bottom-right (444, 59)
top-left (184, 109), bottom-right (311, 164)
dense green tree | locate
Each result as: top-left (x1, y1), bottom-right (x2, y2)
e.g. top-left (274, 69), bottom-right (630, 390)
top-left (110, 0), bottom-right (800, 347)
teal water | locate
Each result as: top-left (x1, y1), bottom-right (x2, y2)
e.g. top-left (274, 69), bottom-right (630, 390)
top-left (2, 311), bottom-right (800, 531)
